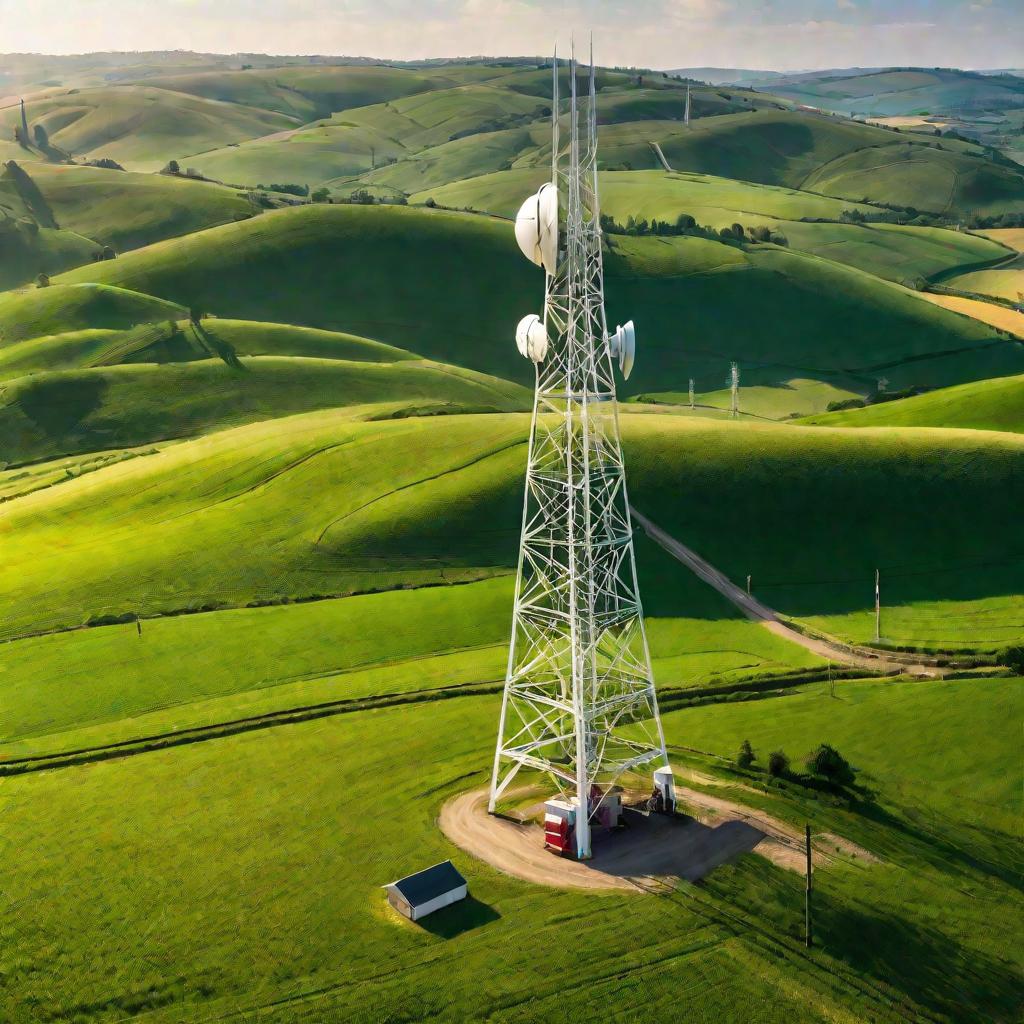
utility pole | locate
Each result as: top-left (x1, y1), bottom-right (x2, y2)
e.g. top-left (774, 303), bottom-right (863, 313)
top-left (684, 83), bottom-right (691, 127)
top-left (746, 574), bottom-right (751, 596)
top-left (688, 377), bottom-right (695, 409)
top-left (729, 362), bottom-right (740, 419)
top-left (805, 824), bottom-right (813, 948)
top-left (875, 568), bottom-right (881, 642)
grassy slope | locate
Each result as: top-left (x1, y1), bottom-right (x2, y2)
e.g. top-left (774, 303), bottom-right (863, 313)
top-left (0, 314), bottom-right (412, 380)
top-left (0, 692), bottom-right (860, 1024)
top-left (413, 168), bottom-right (1006, 282)
top-left (141, 64), bottom-right (443, 120)
top-left (24, 162), bottom-right (255, 251)
top-left (0, 282), bottom-right (184, 344)
top-left (2, 86), bottom-right (296, 171)
top-left (766, 68), bottom-right (1024, 117)
top-left (1, 409), bottom-right (1020, 651)
top-left (943, 253), bottom-right (1024, 302)
top-left (0, 354), bottom-right (531, 465)
top-left (801, 141), bottom-right (1024, 218)
top-left (625, 416), bottom-right (1024, 651)
top-left (55, 204), bottom-right (1023, 402)
top-left (800, 372), bottom-right (1024, 433)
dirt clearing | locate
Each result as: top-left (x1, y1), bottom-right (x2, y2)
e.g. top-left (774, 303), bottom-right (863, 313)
top-left (440, 787), bottom-right (877, 892)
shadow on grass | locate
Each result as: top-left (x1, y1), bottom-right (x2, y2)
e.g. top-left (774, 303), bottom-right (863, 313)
top-left (417, 895), bottom-right (500, 939)
top-left (818, 898), bottom-right (1022, 1024)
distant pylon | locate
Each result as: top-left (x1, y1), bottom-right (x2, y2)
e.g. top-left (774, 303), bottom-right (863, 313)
top-left (688, 377), bottom-right (695, 409)
top-left (729, 362), bottom-right (740, 418)
top-left (684, 83), bottom-right (691, 126)
top-left (489, 46), bottom-right (670, 861)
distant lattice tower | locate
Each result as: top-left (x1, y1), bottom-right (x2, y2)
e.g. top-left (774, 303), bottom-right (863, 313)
top-left (488, 49), bottom-right (671, 861)
top-left (684, 83), bottom-right (691, 126)
top-left (729, 362), bottom-right (740, 419)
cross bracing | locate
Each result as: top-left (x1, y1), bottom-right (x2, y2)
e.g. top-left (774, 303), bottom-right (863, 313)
top-left (489, 49), bottom-right (670, 859)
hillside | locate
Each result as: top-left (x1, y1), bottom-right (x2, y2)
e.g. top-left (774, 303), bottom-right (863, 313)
top-left (415, 168), bottom-right (1009, 283)
top-left (2, 409), bottom-right (1020, 653)
top-left (22, 162), bottom-right (255, 251)
top-left (759, 68), bottom-right (1024, 118)
top-left (800, 373), bottom-right (1024, 433)
top-left (54, 204), bottom-right (1024, 411)
top-left (0, 355), bottom-right (530, 465)
top-left (1, 86), bottom-right (296, 171)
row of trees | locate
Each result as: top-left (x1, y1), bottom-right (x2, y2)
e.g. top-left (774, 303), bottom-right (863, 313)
top-left (599, 211), bottom-right (789, 246)
top-left (737, 739), bottom-right (856, 787)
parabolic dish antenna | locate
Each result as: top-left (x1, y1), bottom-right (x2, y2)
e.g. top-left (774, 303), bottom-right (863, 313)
top-left (515, 313), bottom-right (549, 363)
top-left (608, 320), bottom-right (636, 379)
top-left (514, 183), bottom-right (559, 275)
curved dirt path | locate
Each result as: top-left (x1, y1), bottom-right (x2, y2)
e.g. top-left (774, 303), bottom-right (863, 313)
top-left (630, 507), bottom-right (944, 676)
top-left (439, 787), bottom-right (875, 892)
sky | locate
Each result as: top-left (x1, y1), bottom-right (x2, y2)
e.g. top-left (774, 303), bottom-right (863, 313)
top-left (0, 0), bottom-right (1021, 71)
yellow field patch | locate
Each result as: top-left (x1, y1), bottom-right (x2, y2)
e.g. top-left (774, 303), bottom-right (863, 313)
top-left (976, 228), bottom-right (1024, 252)
top-left (919, 292), bottom-right (1024, 337)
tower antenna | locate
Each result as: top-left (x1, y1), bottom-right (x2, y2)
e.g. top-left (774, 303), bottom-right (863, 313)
top-left (491, 44), bottom-right (671, 861)
top-left (730, 362), bottom-right (740, 419)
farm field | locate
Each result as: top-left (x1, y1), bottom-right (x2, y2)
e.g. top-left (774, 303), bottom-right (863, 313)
top-left (1, 49), bottom-right (1022, 1024)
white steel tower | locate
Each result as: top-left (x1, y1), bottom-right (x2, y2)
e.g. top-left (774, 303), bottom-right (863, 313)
top-left (488, 50), bottom-right (671, 860)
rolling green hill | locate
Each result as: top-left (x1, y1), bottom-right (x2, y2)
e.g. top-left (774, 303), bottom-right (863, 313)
top-left (0, 355), bottom-right (530, 465)
top-left (2, 408), bottom-right (1020, 652)
top-left (140, 64), bottom-right (443, 121)
top-left (54, 204), bottom-right (1024, 409)
top-left (801, 141), bottom-right (1024, 218)
top-left (0, 317), bottom-right (412, 381)
top-left (413, 168), bottom-right (1008, 283)
top-left (800, 372), bottom-right (1024, 433)
top-left (2, 86), bottom-right (296, 171)
top-left (762, 68), bottom-right (1024, 118)
top-left (0, 282), bottom-right (184, 344)
top-left (22, 161), bottom-right (255, 251)
top-left (941, 253), bottom-right (1024, 301)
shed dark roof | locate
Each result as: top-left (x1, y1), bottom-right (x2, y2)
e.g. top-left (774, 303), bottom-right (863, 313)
top-left (389, 860), bottom-right (466, 907)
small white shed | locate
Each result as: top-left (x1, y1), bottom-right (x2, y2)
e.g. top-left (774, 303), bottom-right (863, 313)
top-left (385, 860), bottom-right (468, 921)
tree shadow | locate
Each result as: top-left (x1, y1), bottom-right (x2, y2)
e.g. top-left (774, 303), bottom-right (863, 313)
top-left (416, 895), bottom-right (501, 939)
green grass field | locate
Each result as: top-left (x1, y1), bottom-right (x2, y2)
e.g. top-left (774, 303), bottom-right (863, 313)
top-left (942, 253), bottom-right (1024, 302)
top-left (22, 161), bottom-right (255, 251)
top-left (801, 372), bottom-right (1024, 433)
top-left (2, 87), bottom-right (296, 172)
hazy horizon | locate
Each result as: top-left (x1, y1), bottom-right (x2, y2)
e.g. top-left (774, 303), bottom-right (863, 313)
top-left (0, 0), bottom-right (1021, 73)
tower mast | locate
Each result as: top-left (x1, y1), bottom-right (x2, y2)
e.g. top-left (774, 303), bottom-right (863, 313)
top-left (489, 48), bottom-right (670, 861)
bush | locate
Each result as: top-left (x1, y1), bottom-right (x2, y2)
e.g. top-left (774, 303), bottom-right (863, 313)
top-left (36, 272), bottom-right (50, 288)
top-left (767, 750), bottom-right (789, 777)
top-left (424, 197), bottom-right (437, 208)
top-left (1000, 645), bottom-right (1024, 673)
top-left (826, 398), bottom-right (866, 412)
top-left (805, 744), bottom-right (855, 786)
top-left (736, 739), bottom-right (755, 770)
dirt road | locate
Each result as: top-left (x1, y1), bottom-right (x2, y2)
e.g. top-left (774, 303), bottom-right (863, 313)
top-left (630, 507), bottom-right (942, 676)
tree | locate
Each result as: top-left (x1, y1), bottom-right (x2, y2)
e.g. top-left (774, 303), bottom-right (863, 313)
top-left (166, 159), bottom-right (180, 174)
top-left (805, 744), bottom-right (854, 787)
top-left (33, 124), bottom-right (49, 149)
top-left (1000, 645), bottom-right (1024, 673)
top-left (311, 187), bottom-right (330, 203)
top-left (736, 739), bottom-right (755, 770)
top-left (674, 212), bottom-right (696, 231)
top-left (731, 222), bottom-right (745, 239)
top-left (424, 197), bottom-right (437, 208)
top-left (36, 272), bottom-right (50, 288)
top-left (767, 750), bottom-right (790, 778)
